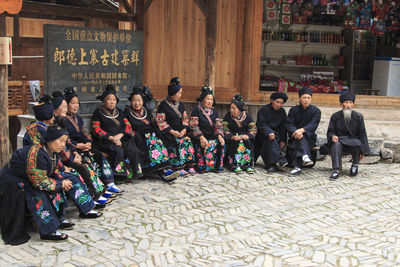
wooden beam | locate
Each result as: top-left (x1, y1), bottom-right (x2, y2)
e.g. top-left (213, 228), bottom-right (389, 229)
top-left (119, 0), bottom-right (134, 13)
top-left (194, 0), bottom-right (208, 17)
top-left (241, 0), bottom-right (263, 102)
top-left (143, 0), bottom-right (154, 13)
top-left (204, 0), bottom-right (217, 89)
top-left (135, 0), bottom-right (144, 31)
top-left (0, 14), bottom-right (10, 167)
top-left (21, 1), bottom-right (136, 22)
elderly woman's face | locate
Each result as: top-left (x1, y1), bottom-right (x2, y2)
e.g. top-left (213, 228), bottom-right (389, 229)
top-left (67, 96), bottom-right (80, 115)
top-left (202, 94), bottom-right (214, 109)
top-left (48, 135), bottom-right (67, 154)
top-left (54, 100), bottom-right (68, 117)
top-left (104, 94), bottom-right (117, 110)
top-left (170, 88), bottom-right (182, 101)
top-left (230, 103), bottom-right (241, 117)
top-left (131, 94), bottom-right (144, 110)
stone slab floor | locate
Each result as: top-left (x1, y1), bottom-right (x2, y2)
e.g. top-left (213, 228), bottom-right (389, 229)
top-left (1, 158), bottom-right (400, 267)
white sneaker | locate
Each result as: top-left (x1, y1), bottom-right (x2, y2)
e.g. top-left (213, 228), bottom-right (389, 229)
top-left (290, 167), bottom-right (302, 175)
top-left (302, 155), bottom-right (314, 166)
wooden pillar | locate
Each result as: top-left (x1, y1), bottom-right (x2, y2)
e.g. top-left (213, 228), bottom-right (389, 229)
top-left (0, 14), bottom-right (10, 168)
top-left (204, 0), bottom-right (217, 90)
top-left (241, 0), bottom-right (263, 102)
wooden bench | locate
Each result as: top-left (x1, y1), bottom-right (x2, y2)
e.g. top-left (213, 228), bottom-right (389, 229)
top-left (363, 89), bottom-right (380, 95)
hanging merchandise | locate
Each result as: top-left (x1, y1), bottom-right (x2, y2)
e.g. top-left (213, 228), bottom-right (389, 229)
top-left (266, 0), bottom-right (279, 26)
top-left (343, 0), bottom-right (351, 6)
top-left (358, 0), bottom-right (373, 30)
top-left (302, 1), bottom-right (314, 18)
top-left (344, 1), bottom-right (360, 28)
top-left (280, 0), bottom-right (292, 29)
top-left (292, 1), bottom-right (308, 24)
top-left (386, 1), bottom-right (400, 31)
top-left (372, 0), bottom-right (389, 36)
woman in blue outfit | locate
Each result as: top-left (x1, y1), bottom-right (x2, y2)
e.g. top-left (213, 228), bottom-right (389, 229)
top-left (190, 86), bottom-right (225, 173)
top-left (63, 87), bottom-right (123, 194)
top-left (123, 86), bottom-right (180, 182)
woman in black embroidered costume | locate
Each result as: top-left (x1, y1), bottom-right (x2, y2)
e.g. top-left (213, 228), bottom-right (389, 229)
top-left (124, 86), bottom-right (180, 182)
top-left (190, 86), bottom-right (225, 173)
top-left (156, 77), bottom-right (196, 175)
top-left (52, 90), bottom-right (108, 204)
top-left (91, 84), bottom-right (143, 181)
top-left (2, 126), bottom-right (102, 241)
top-left (222, 95), bottom-right (257, 174)
top-left (63, 87), bottom-right (123, 194)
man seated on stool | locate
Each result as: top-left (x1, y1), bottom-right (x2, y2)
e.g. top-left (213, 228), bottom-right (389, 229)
top-left (327, 91), bottom-right (370, 180)
top-left (255, 92), bottom-right (288, 172)
top-left (286, 87), bottom-right (321, 175)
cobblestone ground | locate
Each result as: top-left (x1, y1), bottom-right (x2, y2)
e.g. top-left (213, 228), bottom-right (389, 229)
top-left (1, 158), bottom-right (400, 266)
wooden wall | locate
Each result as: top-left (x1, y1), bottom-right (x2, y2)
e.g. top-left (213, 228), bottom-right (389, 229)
top-left (143, 0), bottom-right (248, 103)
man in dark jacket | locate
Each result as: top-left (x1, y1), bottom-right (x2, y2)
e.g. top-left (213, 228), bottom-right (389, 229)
top-left (327, 91), bottom-right (370, 180)
top-left (255, 92), bottom-right (288, 172)
top-left (286, 87), bottom-right (321, 175)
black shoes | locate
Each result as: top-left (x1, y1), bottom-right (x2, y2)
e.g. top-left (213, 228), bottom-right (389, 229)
top-left (79, 211), bottom-right (103, 219)
top-left (350, 165), bottom-right (358, 176)
top-left (277, 160), bottom-right (288, 168)
top-left (266, 166), bottom-right (278, 173)
top-left (59, 220), bottom-right (75, 230)
top-left (41, 231), bottom-right (68, 241)
top-left (329, 171), bottom-right (340, 180)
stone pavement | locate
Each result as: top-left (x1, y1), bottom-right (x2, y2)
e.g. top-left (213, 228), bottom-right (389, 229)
top-left (1, 158), bottom-right (400, 267)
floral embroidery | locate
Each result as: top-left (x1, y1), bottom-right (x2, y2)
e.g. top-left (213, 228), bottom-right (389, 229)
top-left (182, 111), bottom-right (189, 127)
top-left (229, 140), bottom-right (252, 170)
top-left (92, 121), bottom-right (108, 137)
top-left (195, 139), bottom-right (225, 173)
top-left (167, 137), bottom-right (195, 168)
top-left (155, 113), bottom-right (171, 132)
top-left (248, 122), bottom-right (257, 137)
top-left (214, 118), bottom-right (224, 136)
top-left (190, 116), bottom-right (202, 137)
top-left (123, 118), bottom-right (135, 136)
top-left (33, 196), bottom-right (52, 224)
top-left (142, 132), bottom-right (169, 170)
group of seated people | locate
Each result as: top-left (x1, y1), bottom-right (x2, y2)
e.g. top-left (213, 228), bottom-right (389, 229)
top-left (0, 76), bottom-right (369, 244)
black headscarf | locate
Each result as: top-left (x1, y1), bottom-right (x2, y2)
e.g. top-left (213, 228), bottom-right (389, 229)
top-left (64, 87), bottom-right (78, 104)
top-left (231, 94), bottom-right (245, 111)
top-left (196, 86), bottom-right (215, 106)
top-left (270, 92), bottom-right (288, 103)
top-left (52, 91), bottom-right (65, 110)
top-left (168, 77), bottom-right (182, 97)
top-left (339, 91), bottom-right (355, 103)
top-left (128, 85), bottom-right (156, 111)
top-left (44, 125), bottom-right (68, 143)
top-left (298, 87), bottom-right (313, 97)
top-left (33, 94), bottom-right (54, 121)
top-left (97, 84), bottom-right (119, 103)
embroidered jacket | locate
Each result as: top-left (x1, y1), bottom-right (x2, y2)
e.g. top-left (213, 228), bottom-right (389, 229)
top-left (222, 112), bottom-right (257, 140)
top-left (91, 107), bottom-right (135, 141)
top-left (190, 105), bottom-right (223, 140)
top-left (9, 144), bottom-right (63, 192)
top-left (156, 99), bottom-right (190, 135)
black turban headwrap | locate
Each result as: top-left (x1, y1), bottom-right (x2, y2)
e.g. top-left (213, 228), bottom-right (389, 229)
top-left (270, 92), bottom-right (288, 103)
top-left (97, 84), bottom-right (119, 103)
top-left (298, 87), bottom-right (313, 97)
top-left (44, 125), bottom-right (68, 143)
top-left (339, 91), bottom-right (355, 103)
top-left (231, 94), bottom-right (245, 111)
top-left (168, 77), bottom-right (182, 97)
top-left (33, 94), bottom-right (54, 121)
top-left (64, 87), bottom-right (78, 104)
top-left (128, 85), bottom-right (156, 111)
top-left (196, 86), bottom-right (215, 106)
top-left (52, 91), bottom-right (65, 110)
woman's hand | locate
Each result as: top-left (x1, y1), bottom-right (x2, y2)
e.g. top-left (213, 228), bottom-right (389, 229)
top-left (84, 142), bottom-right (92, 151)
top-left (200, 136), bottom-right (209, 148)
top-left (72, 152), bottom-right (82, 164)
top-left (62, 179), bottom-right (73, 191)
top-left (242, 135), bottom-right (249, 141)
top-left (76, 143), bottom-right (86, 150)
top-left (231, 135), bottom-right (241, 141)
top-left (170, 130), bottom-right (181, 138)
top-left (115, 139), bottom-right (122, 147)
top-left (114, 133), bottom-right (124, 140)
top-left (218, 135), bottom-right (225, 146)
top-left (179, 128), bottom-right (187, 138)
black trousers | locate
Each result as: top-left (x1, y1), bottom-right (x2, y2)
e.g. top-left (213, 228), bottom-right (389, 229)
top-left (288, 137), bottom-right (311, 168)
top-left (330, 142), bottom-right (360, 170)
top-left (255, 137), bottom-right (285, 168)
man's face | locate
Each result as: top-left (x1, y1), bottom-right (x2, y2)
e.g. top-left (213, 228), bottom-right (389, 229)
top-left (341, 100), bottom-right (354, 110)
top-left (271, 98), bottom-right (285, 110)
top-left (299, 94), bottom-right (312, 108)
